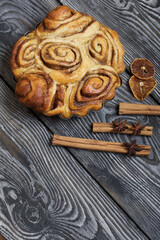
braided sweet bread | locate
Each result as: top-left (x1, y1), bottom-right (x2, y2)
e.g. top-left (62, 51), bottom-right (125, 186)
top-left (11, 6), bottom-right (125, 118)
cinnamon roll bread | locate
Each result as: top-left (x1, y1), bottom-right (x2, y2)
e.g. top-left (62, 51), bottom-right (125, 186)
top-left (11, 5), bottom-right (125, 118)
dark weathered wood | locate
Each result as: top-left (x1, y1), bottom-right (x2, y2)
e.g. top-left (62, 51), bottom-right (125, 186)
top-left (38, 103), bottom-right (160, 240)
top-left (54, 2), bottom-right (159, 239)
top-left (0, 80), bottom-right (148, 240)
top-left (0, 0), bottom-right (60, 89)
top-left (0, 0), bottom-right (160, 239)
top-left (59, 0), bottom-right (160, 104)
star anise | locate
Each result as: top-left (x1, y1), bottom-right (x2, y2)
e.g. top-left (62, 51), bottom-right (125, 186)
top-left (131, 120), bottom-right (145, 136)
top-left (112, 119), bottom-right (128, 133)
top-left (124, 139), bottom-right (141, 156)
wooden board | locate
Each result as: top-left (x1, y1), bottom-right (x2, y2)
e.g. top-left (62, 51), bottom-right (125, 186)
top-left (59, 0), bottom-right (160, 104)
top-left (0, 0), bottom-right (160, 239)
top-left (0, 80), bottom-right (148, 240)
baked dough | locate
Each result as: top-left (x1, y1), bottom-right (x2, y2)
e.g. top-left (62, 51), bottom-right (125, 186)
top-left (11, 6), bottom-right (125, 118)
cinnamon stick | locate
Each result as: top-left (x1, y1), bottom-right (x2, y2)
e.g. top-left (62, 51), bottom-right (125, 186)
top-left (119, 102), bottom-right (160, 115)
top-left (52, 134), bottom-right (151, 156)
top-left (93, 122), bottom-right (153, 136)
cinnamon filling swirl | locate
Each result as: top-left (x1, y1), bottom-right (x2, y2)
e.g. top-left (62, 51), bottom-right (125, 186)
top-left (11, 6), bottom-right (125, 118)
top-left (40, 43), bottom-right (81, 72)
top-left (89, 35), bottom-right (108, 62)
top-left (16, 39), bottom-right (37, 68)
top-left (70, 68), bottom-right (120, 109)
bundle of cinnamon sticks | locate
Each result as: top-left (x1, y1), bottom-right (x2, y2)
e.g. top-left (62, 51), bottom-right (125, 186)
top-left (51, 103), bottom-right (158, 157)
top-left (52, 134), bottom-right (151, 156)
top-left (93, 122), bottom-right (153, 136)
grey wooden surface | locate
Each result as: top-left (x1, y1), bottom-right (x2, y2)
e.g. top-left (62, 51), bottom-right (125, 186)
top-left (0, 81), bottom-right (148, 240)
top-left (0, 0), bottom-right (160, 239)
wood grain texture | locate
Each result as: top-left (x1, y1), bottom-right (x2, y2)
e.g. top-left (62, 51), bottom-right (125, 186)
top-left (0, 0), bottom-right (160, 239)
top-left (0, 0), bottom-right (60, 89)
top-left (59, 0), bottom-right (160, 104)
top-left (0, 80), bottom-right (148, 240)
top-left (38, 105), bottom-right (160, 240)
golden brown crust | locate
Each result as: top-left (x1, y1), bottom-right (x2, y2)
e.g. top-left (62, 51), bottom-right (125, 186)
top-left (11, 5), bottom-right (125, 118)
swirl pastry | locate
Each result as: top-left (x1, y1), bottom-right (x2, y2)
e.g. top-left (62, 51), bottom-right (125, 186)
top-left (11, 6), bottom-right (125, 118)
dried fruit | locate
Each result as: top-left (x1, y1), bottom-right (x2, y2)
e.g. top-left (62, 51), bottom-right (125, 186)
top-left (130, 58), bottom-right (155, 79)
top-left (129, 75), bottom-right (157, 100)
